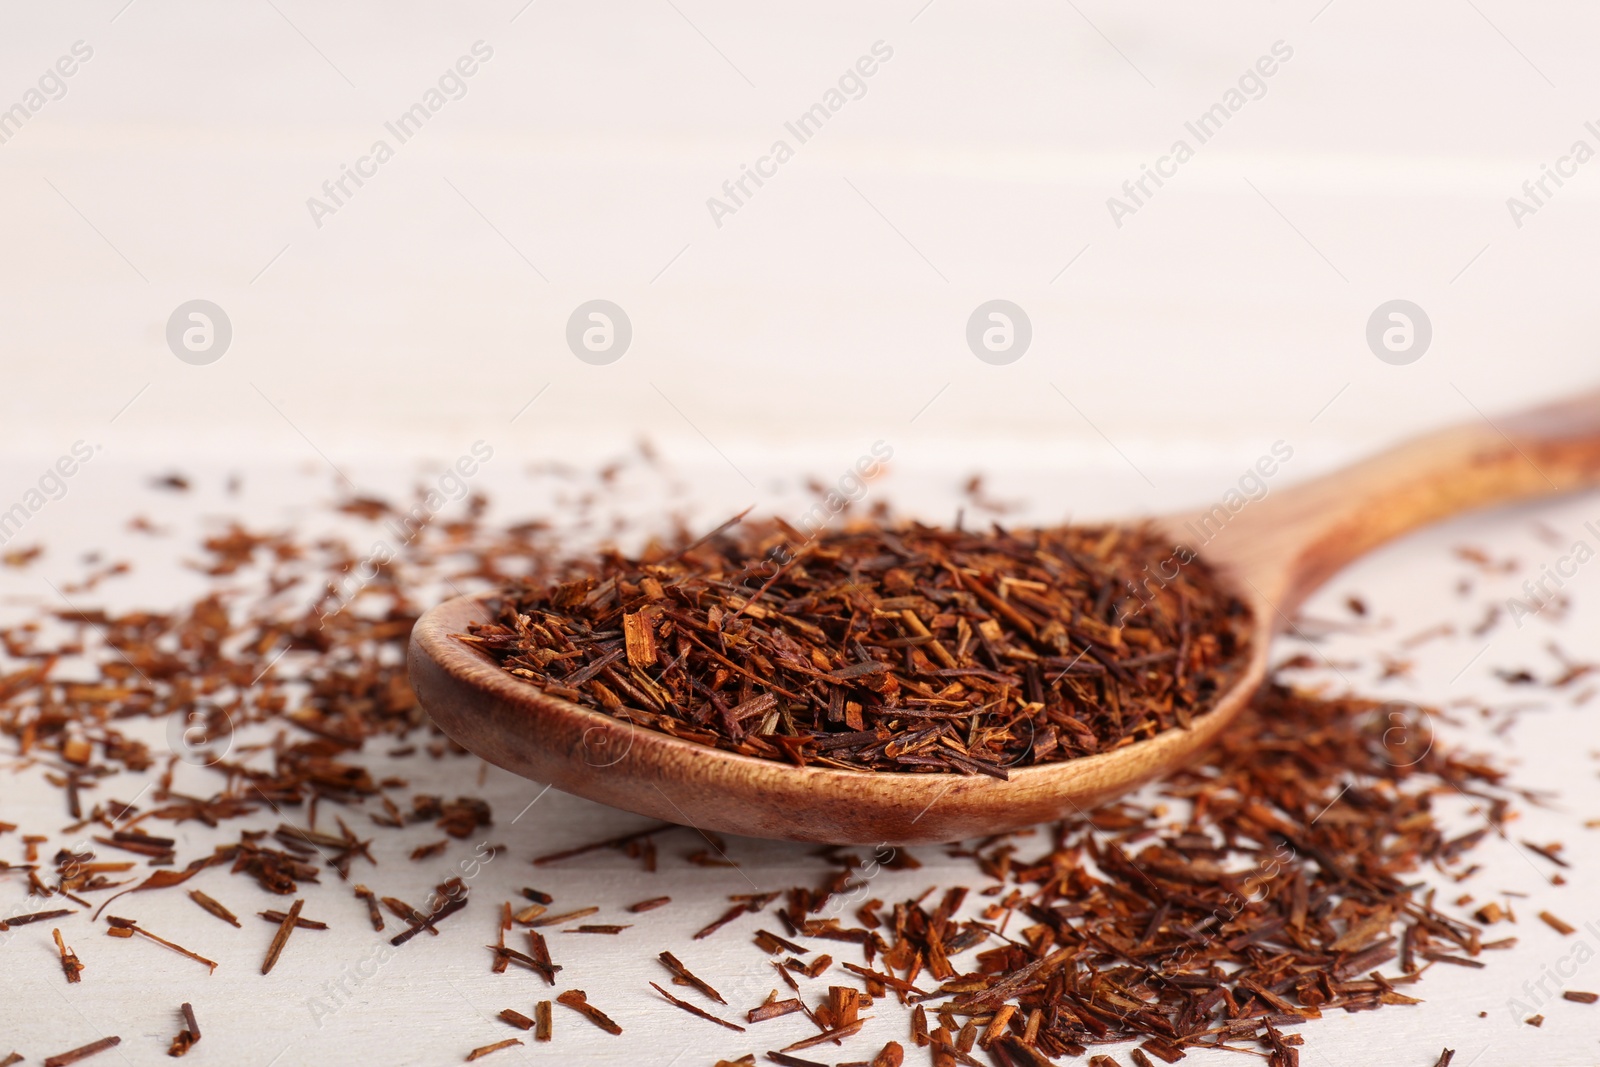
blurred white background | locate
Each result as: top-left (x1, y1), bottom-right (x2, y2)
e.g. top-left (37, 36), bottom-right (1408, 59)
top-left (3, 0), bottom-right (1597, 502)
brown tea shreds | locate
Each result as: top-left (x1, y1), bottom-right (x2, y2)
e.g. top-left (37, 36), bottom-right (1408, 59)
top-left (274, 821), bottom-right (375, 878)
top-left (649, 981), bottom-right (746, 1032)
top-left (0, 458), bottom-right (1548, 1059)
top-left (870, 1041), bottom-right (904, 1067)
top-left (411, 840), bottom-right (449, 861)
top-left (1564, 990), bottom-right (1600, 1004)
top-left (1538, 910), bottom-right (1576, 935)
top-left (811, 681), bottom-right (1509, 1060)
top-left (465, 1038), bottom-right (522, 1061)
top-left (354, 885), bottom-right (385, 931)
top-left (755, 929), bottom-right (809, 956)
top-left (556, 989), bottom-right (622, 1035)
top-left (696, 903), bottom-right (754, 940)
top-left (42, 1037), bottom-right (120, 1067)
top-left (95, 829), bottom-right (174, 863)
top-left (980, 1005), bottom-right (1016, 1049)
top-left (467, 521), bottom-right (1252, 772)
top-left (531, 824), bottom-right (675, 866)
top-left (527, 906), bottom-right (598, 928)
top-left (527, 930), bottom-right (559, 982)
top-left (781, 1018), bottom-right (867, 1051)
top-left (628, 896), bottom-right (671, 912)
top-left (383, 897), bottom-right (433, 932)
top-left (53, 927), bottom-right (83, 983)
top-left (0, 908), bottom-right (74, 930)
top-left (261, 898), bottom-right (305, 974)
top-left (659, 950), bottom-right (726, 1004)
top-left (168, 1003), bottom-right (201, 1057)
top-left (1521, 840), bottom-right (1569, 868)
top-left (748, 997), bottom-right (804, 1023)
top-left (188, 889), bottom-right (241, 928)
top-left (489, 935), bottom-right (561, 983)
top-left (392, 880), bottom-right (471, 946)
top-left (104, 917), bottom-right (217, 973)
top-left (765, 1054), bottom-right (827, 1067)
top-left (260, 909), bottom-right (328, 930)
top-left (695, 891), bottom-right (781, 941)
top-left (498, 1009), bottom-right (533, 1030)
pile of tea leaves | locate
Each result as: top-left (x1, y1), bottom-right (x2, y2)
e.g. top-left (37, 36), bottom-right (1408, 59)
top-left (522, 683), bottom-right (1521, 1067)
top-left (465, 520), bottom-right (1253, 774)
top-left (844, 683), bottom-right (1515, 1064)
top-left (0, 462), bottom-right (1565, 1065)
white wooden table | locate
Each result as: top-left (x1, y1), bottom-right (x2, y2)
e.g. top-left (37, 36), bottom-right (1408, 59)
top-left (1, 457), bottom-right (1598, 1066)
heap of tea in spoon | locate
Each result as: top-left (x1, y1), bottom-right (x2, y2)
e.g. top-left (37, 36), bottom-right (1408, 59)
top-left (460, 519), bottom-right (1253, 777)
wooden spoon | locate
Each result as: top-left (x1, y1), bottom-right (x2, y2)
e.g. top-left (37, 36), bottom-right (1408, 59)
top-left (410, 391), bottom-right (1600, 844)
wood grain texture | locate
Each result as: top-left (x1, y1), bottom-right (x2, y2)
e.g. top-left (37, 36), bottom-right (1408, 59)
top-left (410, 389), bottom-right (1600, 845)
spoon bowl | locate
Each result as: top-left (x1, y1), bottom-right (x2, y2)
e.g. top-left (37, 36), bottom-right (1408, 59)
top-left (409, 391), bottom-right (1600, 844)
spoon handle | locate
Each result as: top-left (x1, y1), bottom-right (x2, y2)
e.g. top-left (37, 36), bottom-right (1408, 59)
top-left (1193, 388), bottom-right (1600, 611)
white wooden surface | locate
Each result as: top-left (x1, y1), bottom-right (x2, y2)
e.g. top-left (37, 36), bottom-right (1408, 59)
top-left (2, 1), bottom-right (1599, 464)
top-left (0, 458), bottom-right (1598, 1066)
